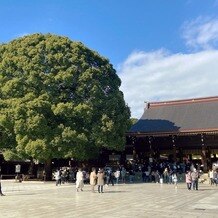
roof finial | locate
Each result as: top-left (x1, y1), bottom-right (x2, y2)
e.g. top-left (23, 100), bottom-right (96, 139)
top-left (144, 101), bottom-right (150, 110)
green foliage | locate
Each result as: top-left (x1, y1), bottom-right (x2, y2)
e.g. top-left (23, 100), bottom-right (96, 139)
top-left (0, 33), bottom-right (130, 162)
top-left (130, 118), bottom-right (138, 126)
top-left (2, 149), bottom-right (22, 161)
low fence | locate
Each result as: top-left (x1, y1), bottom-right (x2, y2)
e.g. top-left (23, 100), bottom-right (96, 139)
top-left (1, 174), bottom-right (36, 181)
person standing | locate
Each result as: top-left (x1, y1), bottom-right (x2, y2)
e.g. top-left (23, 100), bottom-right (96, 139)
top-left (172, 172), bottom-right (178, 188)
top-left (90, 167), bottom-right (97, 192)
top-left (97, 168), bottom-right (105, 193)
top-left (105, 168), bottom-right (114, 186)
top-left (0, 174), bottom-right (5, 196)
top-left (54, 169), bottom-right (61, 186)
top-left (185, 170), bottom-right (192, 190)
top-left (121, 167), bottom-right (126, 183)
top-left (129, 169), bottom-right (135, 183)
top-left (191, 168), bottom-right (199, 190)
top-left (61, 168), bottom-right (67, 184)
top-left (163, 168), bottom-right (169, 184)
top-left (114, 169), bottom-right (120, 184)
top-left (209, 169), bottom-right (215, 186)
top-left (214, 170), bottom-right (218, 186)
top-left (76, 168), bottom-right (84, 192)
top-left (154, 170), bottom-right (160, 183)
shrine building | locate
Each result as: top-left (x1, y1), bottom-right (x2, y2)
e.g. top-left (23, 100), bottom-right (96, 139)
top-left (126, 96), bottom-right (218, 171)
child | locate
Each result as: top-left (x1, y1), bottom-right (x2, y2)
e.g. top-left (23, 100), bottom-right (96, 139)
top-left (185, 170), bottom-right (192, 190)
top-left (97, 168), bottom-right (105, 193)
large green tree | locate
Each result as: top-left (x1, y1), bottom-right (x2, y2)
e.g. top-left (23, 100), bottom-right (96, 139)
top-left (0, 34), bottom-right (130, 179)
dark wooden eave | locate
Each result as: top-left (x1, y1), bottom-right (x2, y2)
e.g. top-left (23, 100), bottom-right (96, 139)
top-left (127, 130), bottom-right (218, 137)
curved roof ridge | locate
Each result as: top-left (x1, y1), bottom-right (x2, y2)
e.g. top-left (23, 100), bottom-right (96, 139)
top-left (130, 95), bottom-right (218, 134)
top-left (148, 96), bottom-right (218, 108)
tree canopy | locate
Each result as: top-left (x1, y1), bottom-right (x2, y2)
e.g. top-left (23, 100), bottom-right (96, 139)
top-left (130, 118), bottom-right (138, 126)
top-left (0, 33), bottom-right (130, 164)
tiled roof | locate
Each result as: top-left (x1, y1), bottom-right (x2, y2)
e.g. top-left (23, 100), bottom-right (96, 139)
top-left (129, 96), bottom-right (218, 135)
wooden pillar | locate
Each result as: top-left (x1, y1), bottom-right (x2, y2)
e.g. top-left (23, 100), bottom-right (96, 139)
top-left (44, 159), bottom-right (52, 181)
top-left (131, 136), bottom-right (137, 160)
top-left (148, 137), bottom-right (154, 163)
top-left (133, 147), bottom-right (137, 160)
top-left (178, 148), bottom-right (183, 163)
top-left (207, 147), bottom-right (211, 169)
top-left (155, 148), bottom-right (160, 162)
top-left (172, 136), bottom-right (177, 162)
top-left (201, 134), bottom-right (208, 172)
top-left (201, 147), bottom-right (207, 172)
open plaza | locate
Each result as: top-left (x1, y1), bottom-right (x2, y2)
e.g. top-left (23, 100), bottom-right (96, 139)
top-left (0, 180), bottom-right (218, 218)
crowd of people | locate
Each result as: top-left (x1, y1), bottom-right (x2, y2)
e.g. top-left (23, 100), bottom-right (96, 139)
top-left (53, 160), bottom-right (218, 193)
top-left (0, 160), bottom-right (217, 196)
top-left (53, 166), bottom-right (123, 193)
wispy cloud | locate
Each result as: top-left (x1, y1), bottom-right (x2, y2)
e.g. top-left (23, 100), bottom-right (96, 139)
top-left (119, 16), bottom-right (218, 118)
top-left (182, 16), bottom-right (218, 50)
top-left (119, 49), bottom-right (218, 118)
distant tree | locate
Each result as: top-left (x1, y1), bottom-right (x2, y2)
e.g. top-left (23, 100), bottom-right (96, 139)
top-left (0, 34), bottom-right (130, 180)
top-left (130, 118), bottom-right (138, 126)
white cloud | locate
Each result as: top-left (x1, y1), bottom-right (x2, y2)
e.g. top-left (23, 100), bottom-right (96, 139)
top-left (182, 17), bottom-right (218, 49)
top-left (119, 16), bottom-right (218, 118)
top-left (119, 49), bottom-right (218, 118)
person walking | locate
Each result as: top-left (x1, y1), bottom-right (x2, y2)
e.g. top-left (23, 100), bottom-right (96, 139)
top-left (76, 168), bottom-right (84, 192)
top-left (90, 167), bottom-right (97, 192)
top-left (97, 168), bottom-right (105, 193)
top-left (191, 168), bottom-right (199, 190)
top-left (185, 170), bottom-right (192, 190)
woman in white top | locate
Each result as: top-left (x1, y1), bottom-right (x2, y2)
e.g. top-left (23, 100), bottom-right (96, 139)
top-left (172, 172), bottom-right (178, 188)
top-left (114, 169), bottom-right (120, 184)
top-left (54, 169), bottom-right (61, 186)
top-left (76, 168), bottom-right (84, 192)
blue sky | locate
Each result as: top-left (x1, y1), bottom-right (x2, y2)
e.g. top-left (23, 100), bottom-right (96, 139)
top-left (1, 0), bottom-right (218, 117)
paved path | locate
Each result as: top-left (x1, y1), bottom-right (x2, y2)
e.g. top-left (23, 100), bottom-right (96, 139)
top-left (0, 180), bottom-right (218, 218)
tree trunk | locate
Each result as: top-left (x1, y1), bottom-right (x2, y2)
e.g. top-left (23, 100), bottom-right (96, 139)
top-left (44, 159), bottom-right (52, 181)
top-left (28, 158), bottom-right (34, 175)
